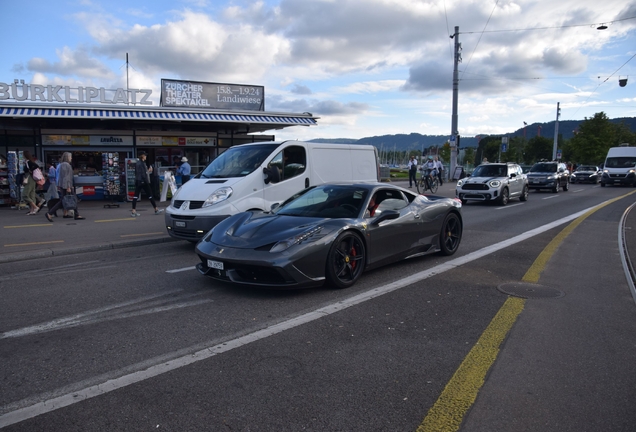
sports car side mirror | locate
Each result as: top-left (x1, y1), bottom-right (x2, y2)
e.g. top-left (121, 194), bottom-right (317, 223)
top-left (270, 203), bottom-right (280, 213)
top-left (372, 210), bottom-right (399, 225)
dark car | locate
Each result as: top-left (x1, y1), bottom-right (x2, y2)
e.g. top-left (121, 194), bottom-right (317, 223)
top-left (195, 183), bottom-right (463, 289)
top-left (571, 165), bottom-right (602, 184)
top-left (527, 161), bottom-right (570, 192)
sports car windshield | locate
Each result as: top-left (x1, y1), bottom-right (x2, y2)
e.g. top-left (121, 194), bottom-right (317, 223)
top-left (277, 185), bottom-right (369, 218)
top-left (199, 143), bottom-right (279, 178)
top-left (472, 165), bottom-right (507, 177)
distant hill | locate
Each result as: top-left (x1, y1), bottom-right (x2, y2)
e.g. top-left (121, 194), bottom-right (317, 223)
top-left (309, 117), bottom-right (636, 150)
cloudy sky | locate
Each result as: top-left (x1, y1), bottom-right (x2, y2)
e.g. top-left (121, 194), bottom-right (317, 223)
top-left (2, 0), bottom-right (635, 141)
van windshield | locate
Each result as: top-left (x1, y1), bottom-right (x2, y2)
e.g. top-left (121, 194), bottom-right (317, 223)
top-left (605, 157), bottom-right (636, 169)
top-left (199, 143), bottom-right (280, 178)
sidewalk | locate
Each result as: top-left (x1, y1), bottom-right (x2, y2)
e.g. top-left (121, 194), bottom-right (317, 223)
top-left (0, 198), bottom-right (176, 264)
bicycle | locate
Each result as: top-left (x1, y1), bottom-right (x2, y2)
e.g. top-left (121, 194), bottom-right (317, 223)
top-left (416, 169), bottom-right (439, 194)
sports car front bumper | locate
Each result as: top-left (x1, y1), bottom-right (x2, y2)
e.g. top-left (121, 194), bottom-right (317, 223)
top-left (195, 241), bottom-right (328, 289)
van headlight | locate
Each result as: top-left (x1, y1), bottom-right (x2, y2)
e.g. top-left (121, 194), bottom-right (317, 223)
top-left (203, 187), bottom-right (233, 208)
top-left (170, 188), bottom-right (181, 207)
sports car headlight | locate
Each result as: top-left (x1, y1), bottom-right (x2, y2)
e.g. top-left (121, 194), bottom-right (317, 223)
top-left (203, 187), bottom-right (233, 208)
top-left (488, 180), bottom-right (501, 188)
top-left (270, 226), bottom-right (323, 253)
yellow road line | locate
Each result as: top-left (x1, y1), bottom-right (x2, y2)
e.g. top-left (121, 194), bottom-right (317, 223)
top-left (417, 189), bottom-right (636, 432)
top-left (120, 232), bottom-right (164, 238)
top-left (4, 240), bottom-right (64, 247)
top-left (417, 297), bottom-right (525, 432)
top-left (522, 190), bottom-right (636, 283)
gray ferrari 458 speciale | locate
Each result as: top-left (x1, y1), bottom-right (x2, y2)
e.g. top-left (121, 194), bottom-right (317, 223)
top-left (195, 182), bottom-right (463, 289)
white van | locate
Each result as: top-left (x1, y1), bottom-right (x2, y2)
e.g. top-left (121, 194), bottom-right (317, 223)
top-left (601, 146), bottom-right (636, 187)
top-left (165, 140), bottom-right (379, 241)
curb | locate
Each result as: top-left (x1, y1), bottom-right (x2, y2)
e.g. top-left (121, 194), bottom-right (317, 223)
top-left (0, 236), bottom-right (179, 264)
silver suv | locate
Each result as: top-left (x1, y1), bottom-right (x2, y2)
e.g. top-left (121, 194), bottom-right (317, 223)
top-left (456, 162), bottom-right (529, 205)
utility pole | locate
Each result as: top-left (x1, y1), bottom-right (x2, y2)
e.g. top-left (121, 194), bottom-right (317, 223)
top-left (552, 102), bottom-right (560, 160)
top-left (450, 26), bottom-right (461, 180)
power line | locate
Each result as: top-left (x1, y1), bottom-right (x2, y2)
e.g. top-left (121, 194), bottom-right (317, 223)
top-left (459, 15), bottom-right (636, 35)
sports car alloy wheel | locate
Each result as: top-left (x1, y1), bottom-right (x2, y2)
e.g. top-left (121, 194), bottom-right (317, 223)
top-left (326, 232), bottom-right (366, 289)
top-left (439, 213), bottom-right (462, 256)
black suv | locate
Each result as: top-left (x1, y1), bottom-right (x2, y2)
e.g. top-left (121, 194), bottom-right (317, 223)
top-left (527, 161), bottom-right (570, 192)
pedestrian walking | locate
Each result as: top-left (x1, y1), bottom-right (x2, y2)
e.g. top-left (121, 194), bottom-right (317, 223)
top-left (131, 152), bottom-right (163, 217)
top-left (44, 162), bottom-right (59, 204)
top-left (177, 156), bottom-right (191, 184)
top-left (407, 155), bottom-right (418, 188)
top-left (45, 152), bottom-right (85, 222)
top-left (22, 150), bottom-right (44, 215)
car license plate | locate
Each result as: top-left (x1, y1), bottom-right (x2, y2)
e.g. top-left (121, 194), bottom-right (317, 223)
top-left (175, 221), bottom-right (186, 228)
top-left (207, 259), bottom-right (224, 270)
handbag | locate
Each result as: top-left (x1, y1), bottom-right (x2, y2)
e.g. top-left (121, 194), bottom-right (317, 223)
top-left (32, 168), bottom-right (46, 186)
top-left (62, 194), bottom-right (78, 210)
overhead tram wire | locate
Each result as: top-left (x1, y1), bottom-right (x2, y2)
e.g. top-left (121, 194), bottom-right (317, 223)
top-left (460, 0), bottom-right (499, 81)
top-left (571, 51), bottom-right (636, 119)
top-left (459, 15), bottom-right (636, 35)
top-left (443, 0), bottom-right (453, 61)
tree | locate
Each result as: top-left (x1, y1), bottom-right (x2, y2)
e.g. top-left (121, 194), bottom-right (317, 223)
top-left (565, 112), bottom-right (635, 165)
top-left (501, 136), bottom-right (524, 163)
top-left (524, 136), bottom-right (553, 164)
top-left (462, 147), bottom-right (475, 166)
top-left (439, 142), bottom-right (451, 163)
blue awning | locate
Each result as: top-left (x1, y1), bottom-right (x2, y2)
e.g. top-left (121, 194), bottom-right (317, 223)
top-left (0, 104), bottom-right (318, 127)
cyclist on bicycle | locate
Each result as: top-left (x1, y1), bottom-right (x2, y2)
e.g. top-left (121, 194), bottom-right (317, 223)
top-left (423, 157), bottom-right (438, 190)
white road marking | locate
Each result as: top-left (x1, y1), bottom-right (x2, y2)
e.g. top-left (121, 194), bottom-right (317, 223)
top-left (1, 289), bottom-right (186, 339)
top-left (496, 203), bottom-right (524, 210)
top-left (166, 266), bottom-right (196, 273)
top-left (0, 203), bottom-right (610, 428)
top-left (542, 195), bottom-right (560, 199)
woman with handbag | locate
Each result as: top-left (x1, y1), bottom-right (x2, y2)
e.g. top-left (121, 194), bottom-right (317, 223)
top-left (22, 150), bottom-right (45, 215)
top-left (45, 152), bottom-right (85, 222)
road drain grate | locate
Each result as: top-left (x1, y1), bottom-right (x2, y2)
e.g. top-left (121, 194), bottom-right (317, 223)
top-left (497, 282), bottom-right (565, 299)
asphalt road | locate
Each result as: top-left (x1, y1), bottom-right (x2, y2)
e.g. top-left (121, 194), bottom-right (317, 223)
top-left (1, 181), bottom-right (636, 431)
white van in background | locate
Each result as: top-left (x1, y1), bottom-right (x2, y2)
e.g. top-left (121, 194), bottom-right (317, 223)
top-left (165, 140), bottom-right (379, 241)
top-left (601, 145), bottom-right (636, 187)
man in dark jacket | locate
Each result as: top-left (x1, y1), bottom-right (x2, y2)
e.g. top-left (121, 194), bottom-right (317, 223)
top-left (131, 152), bottom-right (163, 217)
